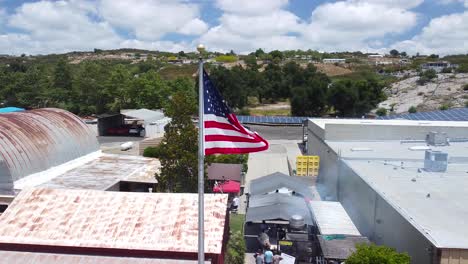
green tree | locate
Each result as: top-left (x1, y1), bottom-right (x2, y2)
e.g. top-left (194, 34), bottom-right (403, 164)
top-left (376, 108), bottom-right (387, 116)
top-left (255, 48), bottom-right (265, 58)
top-left (400, 51), bottom-right (407, 57)
top-left (346, 244), bottom-right (410, 264)
top-left (328, 80), bottom-right (358, 117)
top-left (408, 106), bottom-right (417, 113)
top-left (51, 58), bottom-right (73, 104)
top-left (290, 65), bottom-right (330, 116)
top-left (269, 50), bottom-right (284, 60)
top-left (149, 91), bottom-right (202, 192)
top-left (389, 49), bottom-right (399, 57)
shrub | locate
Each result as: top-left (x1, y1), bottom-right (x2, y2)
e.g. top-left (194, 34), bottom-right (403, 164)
top-left (417, 76), bottom-right (429, 86)
top-left (422, 69), bottom-right (437, 80)
top-left (441, 67), bottom-right (452, 73)
top-left (458, 63), bottom-right (468, 73)
top-left (408, 106), bottom-right (417, 113)
top-left (225, 231), bottom-right (246, 264)
top-left (465, 101), bottom-right (468, 107)
top-left (346, 244), bottom-right (410, 264)
top-left (439, 104), bottom-right (450, 111)
top-left (464, 84), bottom-right (468, 91)
top-left (376, 108), bottom-right (387, 116)
top-left (143, 146), bottom-right (159, 158)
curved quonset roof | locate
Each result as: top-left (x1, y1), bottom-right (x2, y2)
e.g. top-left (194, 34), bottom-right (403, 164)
top-left (0, 108), bottom-right (99, 187)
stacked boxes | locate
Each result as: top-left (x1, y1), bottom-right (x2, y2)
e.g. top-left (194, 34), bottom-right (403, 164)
top-left (296, 155), bottom-right (320, 176)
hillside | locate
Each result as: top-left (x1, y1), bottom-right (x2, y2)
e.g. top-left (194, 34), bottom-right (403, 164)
top-left (378, 73), bottom-right (468, 114)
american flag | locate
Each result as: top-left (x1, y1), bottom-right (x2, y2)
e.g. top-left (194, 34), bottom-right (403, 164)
top-left (203, 70), bottom-right (269, 155)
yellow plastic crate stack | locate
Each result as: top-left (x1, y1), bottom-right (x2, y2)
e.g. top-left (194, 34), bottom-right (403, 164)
top-left (296, 155), bottom-right (320, 176)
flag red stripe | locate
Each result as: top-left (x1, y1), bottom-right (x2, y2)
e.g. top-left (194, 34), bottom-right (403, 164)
top-left (204, 121), bottom-right (246, 133)
top-left (205, 146), bottom-right (268, 155)
top-left (205, 135), bottom-right (261, 143)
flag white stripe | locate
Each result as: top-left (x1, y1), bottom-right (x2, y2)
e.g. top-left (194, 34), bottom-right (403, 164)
top-left (205, 141), bottom-right (267, 149)
top-left (204, 114), bottom-right (231, 124)
top-left (204, 128), bottom-right (253, 139)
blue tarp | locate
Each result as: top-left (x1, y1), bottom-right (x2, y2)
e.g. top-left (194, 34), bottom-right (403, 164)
top-left (0, 107), bottom-right (25, 113)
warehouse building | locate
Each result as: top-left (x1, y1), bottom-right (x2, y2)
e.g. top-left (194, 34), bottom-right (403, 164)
top-left (0, 188), bottom-right (228, 263)
top-left (305, 118), bottom-right (468, 263)
top-left (0, 108), bottom-right (159, 197)
top-left (97, 108), bottom-right (170, 138)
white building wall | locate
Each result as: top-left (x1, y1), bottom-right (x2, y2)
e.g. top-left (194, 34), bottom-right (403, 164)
top-left (339, 161), bottom-right (435, 264)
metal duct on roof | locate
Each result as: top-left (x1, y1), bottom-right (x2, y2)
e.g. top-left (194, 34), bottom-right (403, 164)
top-left (0, 108), bottom-right (99, 187)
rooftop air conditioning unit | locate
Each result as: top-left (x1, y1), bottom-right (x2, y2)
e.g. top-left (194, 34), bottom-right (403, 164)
top-left (424, 150), bottom-right (448, 172)
top-left (426, 131), bottom-right (449, 146)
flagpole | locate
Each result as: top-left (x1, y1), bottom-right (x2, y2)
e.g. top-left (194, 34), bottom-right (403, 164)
top-left (197, 44), bottom-right (205, 264)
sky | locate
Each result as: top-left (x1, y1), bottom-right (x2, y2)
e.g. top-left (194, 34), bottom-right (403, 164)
top-left (0, 0), bottom-right (467, 56)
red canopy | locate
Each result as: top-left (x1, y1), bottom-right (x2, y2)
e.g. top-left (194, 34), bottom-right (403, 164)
top-left (213, 180), bottom-right (240, 194)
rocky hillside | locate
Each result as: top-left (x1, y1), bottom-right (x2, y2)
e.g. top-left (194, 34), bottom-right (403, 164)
top-left (378, 73), bottom-right (468, 114)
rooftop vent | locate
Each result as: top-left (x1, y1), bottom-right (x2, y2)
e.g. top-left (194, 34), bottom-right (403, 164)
top-left (424, 150), bottom-right (448, 172)
top-left (426, 131), bottom-right (449, 146)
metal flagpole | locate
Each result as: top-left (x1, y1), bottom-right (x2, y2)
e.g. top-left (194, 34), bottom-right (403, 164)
top-left (197, 44), bottom-right (205, 264)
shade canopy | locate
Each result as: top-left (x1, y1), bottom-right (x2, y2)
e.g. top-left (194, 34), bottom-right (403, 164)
top-left (213, 180), bottom-right (240, 193)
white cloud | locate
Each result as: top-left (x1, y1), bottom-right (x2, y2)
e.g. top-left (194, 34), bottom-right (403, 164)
top-left (220, 10), bottom-right (302, 38)
top-left (98, 0), bottom-right (207, 40)
top-left (5, 0), bottom-right (121, 54)
top-left (301, 1), bottom-right (418, 51)
top-left (178, 18), bottom-right (208, 35)
top-left (392, 11), bottom-right (468, 55)
top-left (216, 0), bottom-right (288, 15)
top-left (199, 0), bottom-right (303, 53)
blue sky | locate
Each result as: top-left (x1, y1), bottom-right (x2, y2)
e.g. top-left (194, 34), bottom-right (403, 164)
top-left (0, 0), bottom-right (467, 55)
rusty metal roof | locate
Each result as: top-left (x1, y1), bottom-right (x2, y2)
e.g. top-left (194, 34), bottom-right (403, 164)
top-left (0, 251), bottom-right (210, 263)
top-left (0, 188), bottom-right (228, 254)
top-left (0, 108), bottom-right (99, 190)
top-left (38, 153), bottom-right (159, 190)
top-left (207, 163), bottom-right (242, 181)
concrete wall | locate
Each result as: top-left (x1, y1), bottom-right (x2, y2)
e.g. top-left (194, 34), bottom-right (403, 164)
top-left (324, 124), bottom-right (468, 141)
top-left (306, 127), bottom-right (340, 200)
top-left (337, 161), bottom-right (435, 263)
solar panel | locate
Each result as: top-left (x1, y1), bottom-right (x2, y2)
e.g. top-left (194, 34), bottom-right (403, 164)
top-left (379, 108), bottom-right (468, 121)
top-left (236, 115), bottom-right (307, 124)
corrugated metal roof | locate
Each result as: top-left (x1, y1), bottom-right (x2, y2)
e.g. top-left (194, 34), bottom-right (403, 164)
top-left (0, 108), bottom-right (99, 190)
top-left (246, 203), bottom-right (313, 225)
top-left (0, 251), bottom-right (210, 264)
top-left (246, 194), bottom-right (313, 225)
top-left (207, 163), bottom-right (242, 181)
top-left (309, 201), bottom-right (361, 236)
top-left (121, 109), bottom-right (165, 123)
top-left (249, 193), bottom-right (305, 208)
top-left (39, 153), bottom-right (159, 190)
top-left (249, 172), bottom-right (314, 198)
top-left (0, 188), bottom-right (228, 255)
